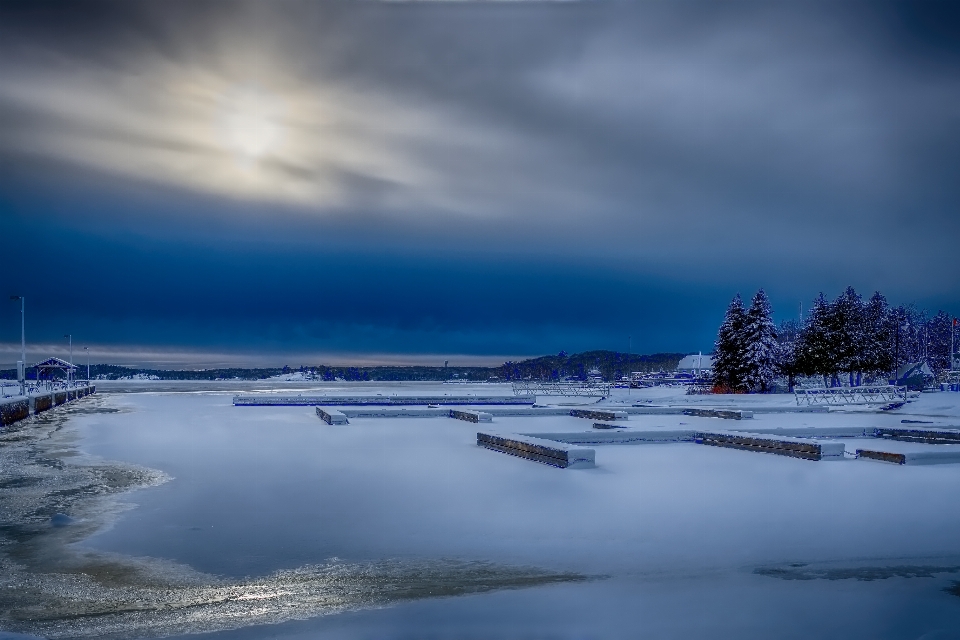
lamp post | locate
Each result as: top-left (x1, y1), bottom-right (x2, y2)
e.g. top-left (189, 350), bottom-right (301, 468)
top-left (952, 318), bottom-right (957, 372)
top-left (10, 296), bottom-right (24, 394)
top-left (84, 347), bottom-right (89, 381)
top-left (64, 334), bottom-right (72, 382)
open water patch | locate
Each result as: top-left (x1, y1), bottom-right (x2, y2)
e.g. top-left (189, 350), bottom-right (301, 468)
top-left (0, 395), bottom-right (587, 639)
top-left (755, 563), bottom-right (960, 582)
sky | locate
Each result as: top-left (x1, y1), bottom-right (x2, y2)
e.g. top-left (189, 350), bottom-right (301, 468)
top-left (1, 0), bottom-right (959, 368)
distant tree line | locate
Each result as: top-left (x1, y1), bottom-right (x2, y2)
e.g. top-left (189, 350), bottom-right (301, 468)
top-left (713, 287), bottom-right (957, 393)
top-left (495, 350), bottom-right (686, 382)
top-left (0, 351), bottom-right (686, 383)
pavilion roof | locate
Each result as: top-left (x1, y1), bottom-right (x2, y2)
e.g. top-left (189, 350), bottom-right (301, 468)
top-left (34, 357), bottom-right (77, 370)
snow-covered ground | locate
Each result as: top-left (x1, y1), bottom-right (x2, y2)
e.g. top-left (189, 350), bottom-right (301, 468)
top-left (4, 382), bottom-right (960, 638)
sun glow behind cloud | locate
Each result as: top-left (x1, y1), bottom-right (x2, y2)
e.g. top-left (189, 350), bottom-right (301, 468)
top-left (0, 48), bottom-right (495, 214)
top-left (221, 89), bottom-right (285, 160)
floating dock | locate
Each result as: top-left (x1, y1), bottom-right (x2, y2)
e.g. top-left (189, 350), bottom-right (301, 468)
top-left (694, 430), bottom-right (844, 461)
top-left (234, 395), bottom-right (536, 407)
top-left (856, 447), bottom-right (960, 465)
top-left (682, 408), bottom-right (753, 420)
top-left (569, 408), bottom-right (627, 421)
top-left (315, 407), bottom-right (349, 425)
top-left (449, 409), bottom-right (492, 423)
top-left (874, 426), bottom-right (960, 444)
top-left (477, 431), bottom-right (595, 468)
top-left (524, 430), bottom-right (696, 445)
top-left (593, 422), bottom-right (623, 430)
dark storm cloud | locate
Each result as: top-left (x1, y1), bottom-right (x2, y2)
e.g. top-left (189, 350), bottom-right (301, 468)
top-left (1, 1), bottom-right (958, 362)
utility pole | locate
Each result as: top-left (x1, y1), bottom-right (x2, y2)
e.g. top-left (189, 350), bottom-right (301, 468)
top-left (64, 334), bottom-right (72, 382)
top-left (952, 318), bottom-right (957, 372)
top-left (10, 296), bottom-right (24, 394)
top-left (84, 347), bottom-right (90, 381)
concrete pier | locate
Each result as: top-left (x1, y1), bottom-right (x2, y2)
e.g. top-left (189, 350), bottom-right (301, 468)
top-left (0, 385), bottom-right (96, 427)
top-left (477, 431), bottom-right (595, 468)
top-left (0, 397), bottom-right (29, 426)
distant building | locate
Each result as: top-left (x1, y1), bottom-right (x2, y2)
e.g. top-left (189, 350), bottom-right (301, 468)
top-left (895, 361), bottom-right (934, 389)
top-left (677, 354), bottom-right (713, 373)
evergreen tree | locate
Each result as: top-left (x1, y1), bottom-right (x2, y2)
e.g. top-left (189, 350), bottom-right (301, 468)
top-left (776, 319), bottom-right (801, 390)
top-left (743, 289), bottom-right (778, 392)
top-left (713, 294), bottom-right (748, 392)
top-left (861, 292), bottom-right (892, 378)
top-left (926, 311), bottom-right (953, 376)
top-left (830, 287), bottom-right (865, 385)
top-left (794, 294), bottom-right (833, 385)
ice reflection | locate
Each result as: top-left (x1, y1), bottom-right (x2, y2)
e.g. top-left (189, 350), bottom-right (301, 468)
top-left (0, 398), bottom-right (586, 639)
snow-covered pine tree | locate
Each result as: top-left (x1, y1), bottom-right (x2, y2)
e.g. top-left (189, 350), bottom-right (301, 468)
top-left (861, 292), bottom-right (891, 379)
top-left (776, 319), bottom-right (801, 391)
top-left (925, 310), bottom-right (953, 376)
top-left (713, 294), bottom-right (747, 392)
top-left (794, 294), bottom-right (833, 385)
top-left (830, 287), bottom-right (865, 386)
top-left (743, 289), bottom-right (778, 393)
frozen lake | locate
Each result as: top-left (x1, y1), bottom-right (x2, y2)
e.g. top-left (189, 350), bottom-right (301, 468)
top-left (2, 382), bottom-right (960, 638)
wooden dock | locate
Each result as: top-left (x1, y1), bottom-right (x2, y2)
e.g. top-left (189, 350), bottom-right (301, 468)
top-left (449, 409), bottom-right (492, 423)
top-left (874, 426), bottom-right (960, 444)
top-left (682, 408), bottom-right (753, 420)
top-left (315, 407), bottom-right (349, 425)
top-left (569, 408), bottom-right (627, 421)
top-left (694, 430), bottom-right (844, 461)
top-left (477, 431), bottom-right (595, 468)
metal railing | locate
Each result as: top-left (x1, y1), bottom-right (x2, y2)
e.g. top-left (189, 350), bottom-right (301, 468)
top-left (1, 380), bottom-right (94, 397)
top-left (511, 380), bottom-right (612, 397)
top-left (794, 385), bottom-right (906, 406)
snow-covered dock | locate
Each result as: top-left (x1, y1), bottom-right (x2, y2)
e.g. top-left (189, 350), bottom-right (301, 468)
top-left (682, 408), bottom-right (753, 420)
top-left (449, 409), bottom-right (492, 423)
top-left (856, 446), bottom-right (960, 465)
top-left (315, 407), bottom-right (349, 425)
top-left (477, 431), bottom-right (596, 468)
top-left (569, 408), bottom-right (627, 421)
top-left (622, 405), bottom-right (827, 415)
top-left (874, 425), bottom-right (960, 444)
top-left (694, 430), bottom-right (845, 461)
top-left (234, 395), bottom-right (536, 406)
top-left (524, 430), bottom-right (696, 445)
